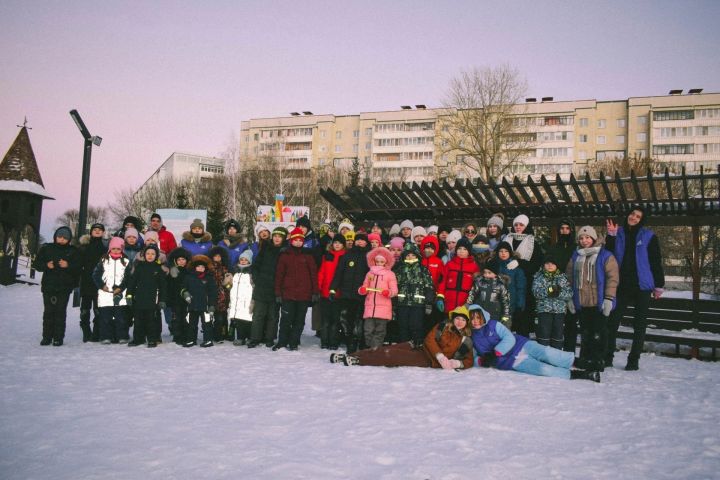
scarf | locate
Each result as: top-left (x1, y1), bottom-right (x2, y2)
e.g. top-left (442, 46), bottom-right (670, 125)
top-left (505, 233), bottom-right (535, 261)
top-left (573, 246), bottom-right (601, 291)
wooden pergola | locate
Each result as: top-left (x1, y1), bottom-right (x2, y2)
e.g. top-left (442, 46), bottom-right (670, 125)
top-left (320, 165), bottom-right (720, 300)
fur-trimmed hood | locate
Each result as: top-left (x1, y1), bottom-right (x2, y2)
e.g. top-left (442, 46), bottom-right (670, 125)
top-left (420, 235), bottom-right (439, 253)
top-left (168, 247), bottom-right (192, 265)
top-left (208, 245), bottom-right (230, 268)
top-left (366, 246), bottom-right (395, 269)
top-left (189, 254), bottom-right (215, 271)
top-left (182, 230), bottom-right (213, 243)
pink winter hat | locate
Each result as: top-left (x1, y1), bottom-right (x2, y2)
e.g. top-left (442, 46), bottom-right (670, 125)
top-left (124, 227), bottom-right (139, 239)
top-left (143, 230), bottom-right (159, 243)
top-left (389, 237), bottom-right (405, 250)
top-left (368, 233), bottom-right (382, 244)
top-left (108, 236), bottom-right (124, 251)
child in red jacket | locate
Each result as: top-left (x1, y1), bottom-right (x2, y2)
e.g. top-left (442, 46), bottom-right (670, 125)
top-left (437, 237), bottom-right (479, 314)
top-left (358, 247), bottom-right (398, 349)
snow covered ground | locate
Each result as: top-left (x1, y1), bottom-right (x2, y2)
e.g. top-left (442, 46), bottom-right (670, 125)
top-left (1, 283), bottom-right (719, 480)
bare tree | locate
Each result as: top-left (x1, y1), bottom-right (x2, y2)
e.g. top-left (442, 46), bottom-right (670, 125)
top-left (438, 64), bottom-right (531, 180)
top-left (55, 206), bottom-right (108, 235)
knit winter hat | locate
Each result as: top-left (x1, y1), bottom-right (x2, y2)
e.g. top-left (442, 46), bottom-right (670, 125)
top-left (54, 226), bottom-right (73, 241)
top-left (368, 233), bottom-right (382, 244)
top-left (331, 235), bottom-right (345, 246)
top-left (344, 231), bottom-right (355, 241)
top-left (472, 235), bottom-right (490, 253)
top-left (123, 216), bottom-right (141, 228)
top-left (289, 227), bottom-right (305, 241)
top-left (400, 219), bottom-right (414, 231)
top-left (150, 212), bottom-right (162, 221)
top-left (389, 237), bottom-right (405, 250)
top-left (225, 219), bottom-right (241, 233)
top-left (108, 236), bottom-right (124, 251)
top-left (338, 218), bottom-right (354, 232)
top-left (90, 223), bottom-right (105, 232)
top-left (427, 225), bottom-right (438, 235)
top-left (143, 243), bottom-right (160, 259)
top-left (255, 223), bottom-right (271, 237)
top-left (354, 232), bottom-right (368, 243)
top-left (543, 252), bottom-right (559, 268)
top-left (577, 225), bottom-right (598, 242)
top-left (190, 218), bottom-right (205, 230)
top-left (456, 237), bottom-right (472, 252)
top-left (143, 230), bottom-right (159, 243)
top-left (513, 214), bottom-right (530, 227)
top-left (446, 230), bottom-right (462, 244)
top-left (388, 224), bottom-right (401, 236)
top-left (271, 226), bottom-right (288, 238)
top-left (496, 241), bottom-right (513, 254)
top-left (296, 215), bottom-right (312, 231)
top-left (411, 226), bottom-right (426, 239)
top-left (438, 224), bottom-right (452, 235)
top-left (487, 215), bottom-right (504, 229)
top-left (484, 258), bottom-right (500, 275)
top-left (239, 249), bottom-right (253, 264)
top-left (124, 227), bottom-right (139, 239)
top-left (402, 241), bottom-right (420, 259)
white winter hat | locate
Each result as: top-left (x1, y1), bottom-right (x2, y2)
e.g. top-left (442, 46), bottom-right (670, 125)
top-left (446, 230), bottom-right (462, 244)
top-left (254, 223), bottom-right (270, 237)
top-left (577, 225), bottom-right (598, 242)
top-left (400, 219), bottom-right (414, 230)
top-left (487, 215), bottom-right (504, 229)
top-left (513, 214), bottom-right (530, 227)
top-left (411, 226), bottom-right (427, 238)
top-left (427, 225), bottom-right (438, 235)
top-left (338, 219), bottom-right (354, 232)
top-left (388, 223), bottom-right (401, 236)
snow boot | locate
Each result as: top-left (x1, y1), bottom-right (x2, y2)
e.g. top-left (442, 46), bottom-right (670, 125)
top-left (329, 353), bottom-right (347, 364)
top-left (52, 340), bottom-right (63, 346)
top-left (40, 338), bottom-right (52, 346)
top-left (573, 357), bottom-right (594, 370)
top-left (342, 355), bottom-right (360, 366)
top-left (246, 341), bottom-right (259, 348)
top-left (570, 370), bottom-right (601, 382)
top-left (183, 341), bottom-right (196, 348)
top-left (79, 310), bottom-right (92, 342)
top-left (200, 340), bottom-right (213, 348)
top-left (147, 342), bottom-right (157, 348)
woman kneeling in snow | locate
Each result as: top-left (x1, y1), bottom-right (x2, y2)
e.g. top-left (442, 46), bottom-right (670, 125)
top-left (468, 304), bottom-right (600, 382)
top-left (329, 306), bottom-right (474, 370)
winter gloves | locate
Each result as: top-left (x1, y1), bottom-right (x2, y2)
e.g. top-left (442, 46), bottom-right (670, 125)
top-left (506, 260), bottom-right (519, 270)
top-left (436, 353), bottom-right (464, 370)
top-left (169, 266), bottom-right (180, 278)
top-left (653, 288), bottom-right (664, 299)
top-left (358, 286), bottom-right (367, 295)
top-left (436, 299), bottom-right (445, 312)
top-left (125, 295), bottom-right (133, 307)
top-left (480, 351), bottom-right (499, 368)
top-left (424, 304), bottom-right (433, 315)
top-left (602, 298), bottom-right (613, 317)
top-left (547, 284), bottom-right (560, 298)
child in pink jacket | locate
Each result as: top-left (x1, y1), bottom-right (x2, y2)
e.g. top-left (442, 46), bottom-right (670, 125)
top-left (359, 247), bottom-right (398, 349)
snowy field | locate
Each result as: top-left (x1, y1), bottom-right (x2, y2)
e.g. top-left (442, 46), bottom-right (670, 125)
top-left (1, 283), bottom-right (719, 480)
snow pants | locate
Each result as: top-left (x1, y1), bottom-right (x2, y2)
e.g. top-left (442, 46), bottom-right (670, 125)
top-left (80, 293), bottom-right (99, 341)
top-left (42, 291), bottom-right (70, 342)
top-left (277, 300), bottom-right (310, 349)
top-left (578, 308), bottom-right (607, 369)
top-left (396, 305), bottom-right (425, 346)
top-left (99, 306), bottom-right (129, 342)
top-left (512, 340), bottom-right (574, 379)
top-left (351, 341), bottom-right (432, 368)
top-left (132, 308), bottom-right (160, 343)
top-left (536, 312), bottom-right (565, 350)
top-left (563, 311), bottom-right (579, 353)
top-left (186, 310), bottom-right (213, 345)
top-left (363, 318), bottom-right (388, 349)
top-left (170, 304), bottom-right (188, 344)
top-left (250, 299), bottom-right (279, 345)
top-left (606, 290), bottom-right (651, 364)
top-left (319, 298), bottom-right (341, 348)
top-left (337, 298), bottom-right (363, 353)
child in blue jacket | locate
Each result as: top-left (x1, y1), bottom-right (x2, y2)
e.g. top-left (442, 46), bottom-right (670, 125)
top-left (468, 304), bottom-right (599, 381)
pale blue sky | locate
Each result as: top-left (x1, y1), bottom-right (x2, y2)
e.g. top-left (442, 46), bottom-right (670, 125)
top-left (1, 0), bottom-right (718, 238)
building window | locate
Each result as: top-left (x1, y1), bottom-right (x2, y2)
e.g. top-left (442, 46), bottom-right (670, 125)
top-left (537, 131), bottom-right (570, 141)
top-left (698, 143), bottom-right (720, 154)
top-left (597, 119), bottom-right (606, 129)
top-left (653, 110), bottom-right (694, 121)
top-left (200, 164), bottom-right (224, 174)
top-left (334, 145), bottom-right (342, 153)
top-left (658, 126), bottom-right (694, 137)
top-left (352, 144), bottom-right (358, 153)
top-left (636, 149), bottom-right (647, 158)
top-left (695, 126), bottom-right (720, 136)
top-left (365, 128), bottom-right (372, 136)
top-left (616, 135), bottom-right (625, 144)
top-left (652, 144), bottom-right (694, 155)
top-left (365, 142), bottom-right (371, 150)
top-left (638, 116), bottom-right (648, 126)
top-left (319, 157), bottom-right (327, 166)
top-left (637, 132), bottom-right (647, 143)
top-left (698, 108), bottom-right (720, 118)
top-left (335, 131), bottom-right (342, 140)
top-left (579, 118), bottom-right (588, 128)
top-left (597, 151), bottom-right (625, 161)
top-left (540, 116), bottom-right (573, 126)
top-left (539, 147), bottom-right (569, 157)
top-left (352, 130), bottom-right (359, 138)
top-left (320, 130), bottom-right (326, 138)
top-left (597, 135), bottom-right (606, 145)
top-left (578, 150), bottom-right (587, 160)
top-left (244, 135), bottom-right (249, 143)
top-left (253, 133), bottom-right (259, 141)
top-left (616, 119), bottom-right (626, 128)
top-left (578, 134), bottom-right (588, 143)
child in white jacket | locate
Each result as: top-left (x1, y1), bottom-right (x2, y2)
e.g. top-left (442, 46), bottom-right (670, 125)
top-left (91, 236), bottom-right (130, 344)
top-left (227, 250), bottom-right (254, 346)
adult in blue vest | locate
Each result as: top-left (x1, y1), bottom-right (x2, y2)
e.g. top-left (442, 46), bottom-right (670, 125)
top-left (604, 206), bottom-right (665, 371)
top-left (566, 226), bottom-right (619, 372)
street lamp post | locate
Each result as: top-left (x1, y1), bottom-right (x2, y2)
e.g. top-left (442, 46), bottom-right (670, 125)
top-left (69, 109), bottom-right (102, 239)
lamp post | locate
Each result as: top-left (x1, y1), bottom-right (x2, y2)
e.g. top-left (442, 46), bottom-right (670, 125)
top-left (69, 110), bottom-right (102, 239)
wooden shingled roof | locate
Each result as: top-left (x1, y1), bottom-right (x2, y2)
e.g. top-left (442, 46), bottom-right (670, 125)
top-left (0, 127), bottom-right (45, 186)
top-left (320, 165), bottom-right (720, 227)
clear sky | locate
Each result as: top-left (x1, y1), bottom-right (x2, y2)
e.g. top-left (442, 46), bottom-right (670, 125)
top-left (1, 0), bottom-right (718, 239)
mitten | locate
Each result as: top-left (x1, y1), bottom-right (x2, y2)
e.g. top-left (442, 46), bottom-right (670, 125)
top-left (481, 352), bottom-right (498, 368)
top-left (424, 304), bottom-right (433, 316)
top-left (436, 299), bottom-right (445, 313)
top-left (653, 288), bottom-right (664, 299)
top-left (358, 286), bottom-right (367, 295)
top-left (381, 289), bottom-right (390, 297)
top-left (547, 285), bottom-right (560, 298)
top-left (208, 306), bottom-right (216, 314)
top-left (223, 273), bottom-right (233, 289)
top-left (507, 260), bottom-right (519, 270)
top-left (435, 353), bottom-right (452, 370)
top-left (170, 266), bottom-right (179, 278)
top-left (158, 301), bottom-right (166, 310)
top-left (602, 298), bottom-right (613, 317)
top-left (567, 300), bottom-right (576, 314)
top-left (125, 295), bottom-right (133, 307)
top-left (449, 359), bottom-right (463, 369)
top-left (182, 291), bottom-right (192, 304)
top-left (328, 290), bottom-right (336, 302)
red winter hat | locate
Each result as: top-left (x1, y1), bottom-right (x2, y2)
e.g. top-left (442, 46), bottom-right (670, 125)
top-left (368, 233), bottom-right (382, 244)
top-left (289, 227), bottom-right (305, 241)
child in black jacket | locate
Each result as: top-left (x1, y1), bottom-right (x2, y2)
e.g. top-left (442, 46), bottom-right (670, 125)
top-left (126, 244), bottom-right (167, 347)
top-left (181, 255), bottom-right (218, 347)
top-left (166, 247), bottom-right (192, 345)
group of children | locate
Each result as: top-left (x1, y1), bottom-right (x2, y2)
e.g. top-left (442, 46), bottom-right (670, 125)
top-left (35, 209), bottom-right (635, 383)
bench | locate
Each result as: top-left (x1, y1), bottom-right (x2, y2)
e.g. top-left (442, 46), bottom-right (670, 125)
top-left (615, 297), bottom-right (720, 360)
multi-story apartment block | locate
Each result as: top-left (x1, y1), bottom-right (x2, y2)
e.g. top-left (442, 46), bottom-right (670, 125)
top-left (136, 151), bottom-right (225, 198)
top-left (239, 91), bottom-right (719, 182)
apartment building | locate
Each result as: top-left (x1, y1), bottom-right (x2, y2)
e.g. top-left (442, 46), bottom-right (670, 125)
top-left (239, 91), bottom-right (720, 182)
top-left (136, 151), bottom-right (226, 198)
